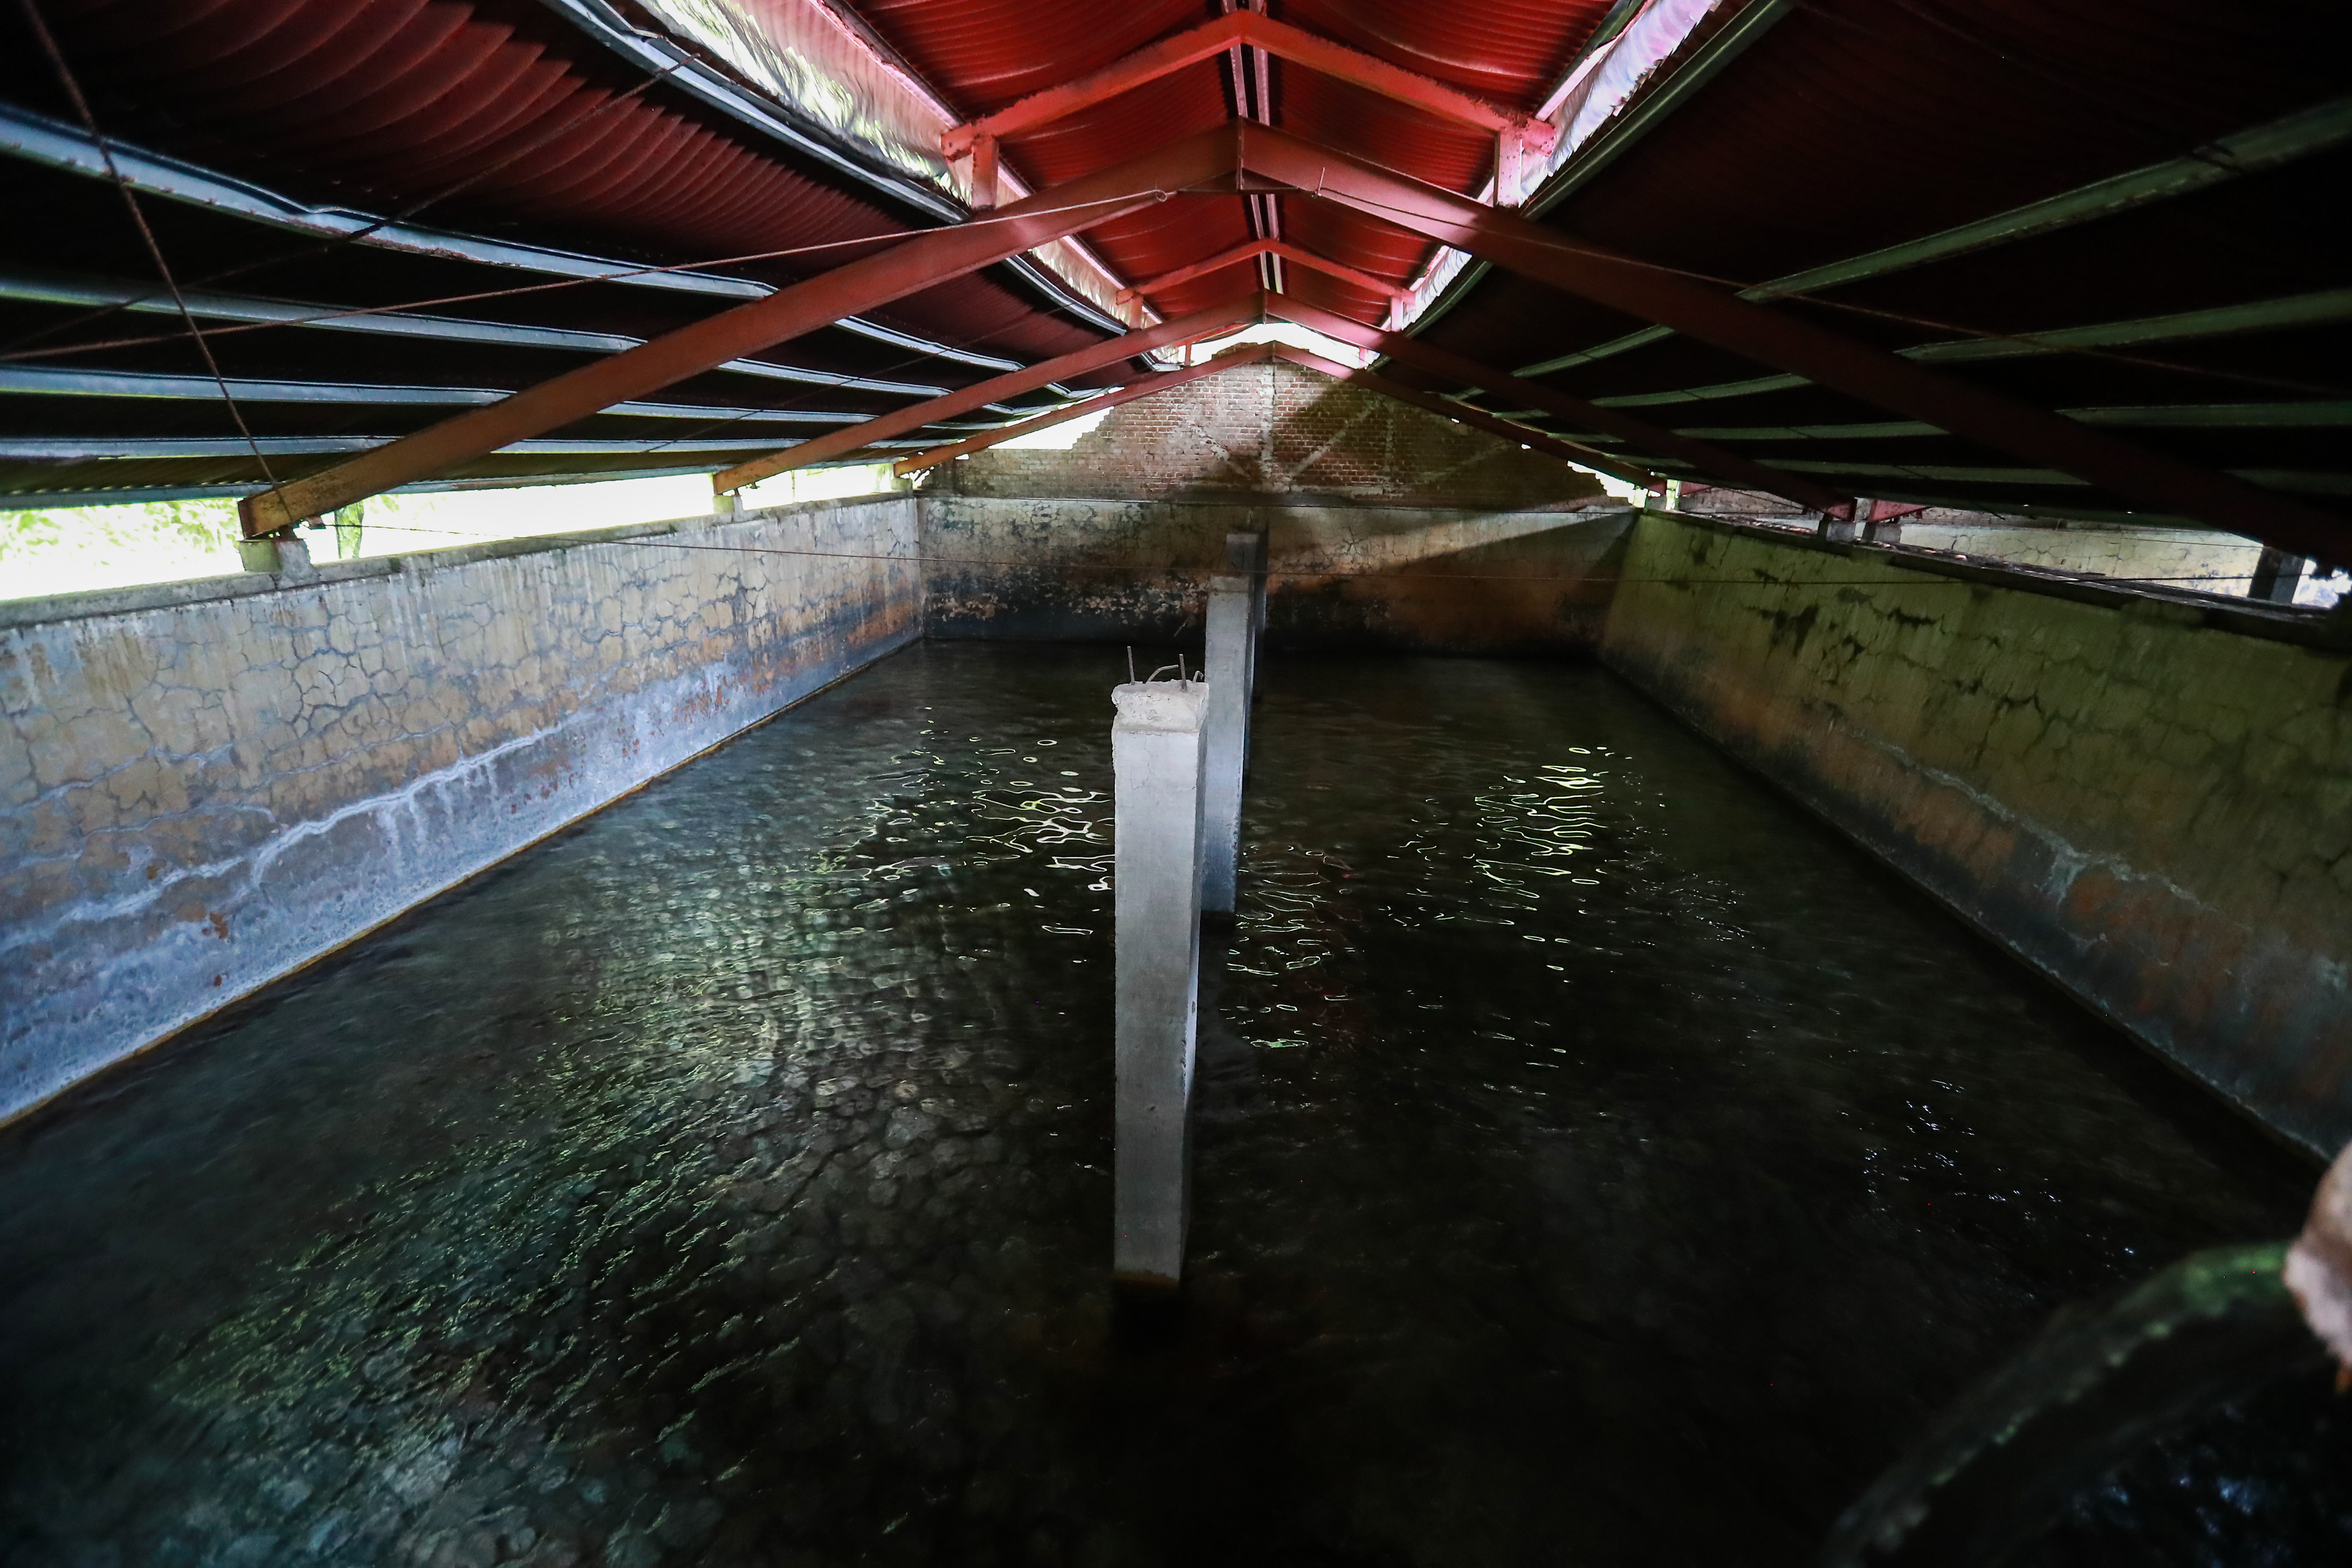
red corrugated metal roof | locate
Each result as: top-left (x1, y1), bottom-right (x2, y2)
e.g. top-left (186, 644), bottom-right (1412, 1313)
top-left (853, 0), bottom-right (1613, 312)
top-left (9, 0), bottom-right (2346, 539)
top-left (28, 0), bottom-right (1110, 357)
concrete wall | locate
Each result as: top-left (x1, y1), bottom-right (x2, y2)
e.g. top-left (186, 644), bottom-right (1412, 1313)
top-left (924, 495), bottom-right (1635, 655)
top-left (923, 356), bottom-right (1624, 654)
top-left (0, 498), bottom-right (919, 1120)
top-left (942, 358), bottom-right (1608, 508)
top-left (1602, 509), bottom-right (2352, 1153)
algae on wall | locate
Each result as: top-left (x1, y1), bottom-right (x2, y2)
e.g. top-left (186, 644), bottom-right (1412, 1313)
top-left (1600, 509), bottom-right (2352, 1153)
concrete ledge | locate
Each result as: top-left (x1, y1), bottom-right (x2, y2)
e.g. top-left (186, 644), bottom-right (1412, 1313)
top-left (923, 495), bottom-right (1635, 655)
top-left (0, 495), bottom-right (904, 633)
top-left (924, 487), bottom-right (1620, 513)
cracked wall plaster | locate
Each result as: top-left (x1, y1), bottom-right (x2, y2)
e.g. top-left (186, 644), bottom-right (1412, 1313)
top-left (1601, 509), bottom-right (2352, 1153)
top-left (0, 499), bottom-right (920, 1120)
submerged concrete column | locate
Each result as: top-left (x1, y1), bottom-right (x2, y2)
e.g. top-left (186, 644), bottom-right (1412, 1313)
top-left (1200, 530), bottom-right (1265, 915)
top-left (1112, 678), bottom-right (1208, 1286)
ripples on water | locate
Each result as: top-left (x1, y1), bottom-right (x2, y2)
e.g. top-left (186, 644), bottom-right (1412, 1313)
top-left (0, 643), bottom-right (2317, 1567)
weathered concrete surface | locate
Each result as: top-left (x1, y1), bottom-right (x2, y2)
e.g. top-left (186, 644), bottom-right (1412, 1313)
top-left (922, 356), bottom-right (1620, 655)
top-left (1199, 562), bottom-right (1259, 914)
top-left (1111, 679), bottom-right (1207, 1286)
top-left (0, 498), bottom-right (919, 1120)
top-left (1602, 509), bottom-right (2352, 1152)
top-left (924, 496), bottom-right (1634, 655)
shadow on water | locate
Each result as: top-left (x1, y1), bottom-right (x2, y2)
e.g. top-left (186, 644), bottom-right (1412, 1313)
top-left (0, 642), bottom-right (2329, 1567)
top-left (1824, 1243), bottom-right (2352, 1567)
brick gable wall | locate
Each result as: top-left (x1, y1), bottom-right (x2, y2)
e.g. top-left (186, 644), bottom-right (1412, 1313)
top-left (936, 361), bottom-right (1605, 509)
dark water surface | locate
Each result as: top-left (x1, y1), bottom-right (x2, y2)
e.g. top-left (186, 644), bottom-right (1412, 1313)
top-left (0, 642), bottom-right (2315, 1567)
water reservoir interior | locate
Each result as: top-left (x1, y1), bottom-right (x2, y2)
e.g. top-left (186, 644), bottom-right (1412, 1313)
top-left (4, 643), bottom-right (2346, 1565)
top-left (6, 3), bottom-right (2352, 1563)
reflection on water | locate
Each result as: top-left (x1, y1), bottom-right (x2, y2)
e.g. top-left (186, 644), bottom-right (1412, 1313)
top-left (0, 643), bottom-right (2315, 1566)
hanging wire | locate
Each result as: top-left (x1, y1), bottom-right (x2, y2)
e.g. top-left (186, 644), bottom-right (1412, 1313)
top-left (1322, 187), bottom-right (2352, 402)
top-left (16, 0), bottom-right (284, 493)
top-left (0, 188), bottom-right (1187, 367)
top-left (0, 56), bottom-right (692, 360)
top-left (5, 145), bottom-right (2336, 403)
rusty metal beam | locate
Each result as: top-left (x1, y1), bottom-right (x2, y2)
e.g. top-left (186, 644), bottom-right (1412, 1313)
top-left (235, 124), bottom-right (1245, 536)
top-left (1262, 345), bottom-right (1661, 490)
top-left (1234, 122), bottom-right (2349, 557)
top-left (1119, 240), bottom-right (1406, 305)
top-left (894, 343), bottom-right (1276, 475)
top-left (941, 12), bottom-right (1553, 161)
top-left (1264, 293), bottom-right (1854, 514)
top-left (712, 294), bottom-right (1265, 493)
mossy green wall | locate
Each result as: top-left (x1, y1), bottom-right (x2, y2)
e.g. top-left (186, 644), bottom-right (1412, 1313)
top-left (1602, 510), bottom-right (2352, 1154)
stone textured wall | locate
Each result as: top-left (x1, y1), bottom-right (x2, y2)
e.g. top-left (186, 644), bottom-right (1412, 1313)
top-left (0, 499), bottom-right (919, 1120)
top-left (1602, 509), bottom-right (2352, 1152)
top-left (939, 359), bottom-right (1608, 509)
top-left (925, 358), bottom-right (1621, 654)
top-left (925, 496), bottom-right (1635, 655)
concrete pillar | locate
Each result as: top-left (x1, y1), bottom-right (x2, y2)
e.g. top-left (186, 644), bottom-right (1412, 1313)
top-left (1112, 678), bottom-right (1208, 1287)
top-left (236, 535), bottom-right (318, 580)
top-left (1861, 515), bottom-right (1906, 546)
top-left (1237, 527), bottom-right (1269, 665)
top-left (1199, 530), bottom-right (1265, 915)
top-left (1822, 498), bottom-right (1906, 546)
top-left (2250, 545), bottom-right (2306, 605)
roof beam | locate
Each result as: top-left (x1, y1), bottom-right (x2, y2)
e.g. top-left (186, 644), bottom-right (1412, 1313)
top-left (1264, 293), bottom-right (1853, 514)
top-left (1235, 122), bottom-right (2348, 558)
top-left (1516, 94), bottom-right (2352, 377)
top-left (894, 344), bottom-right (1277, 475)
top-left (0, 269), bottom-right (968, 397)
top-left (1674, 404), bottom-right (2352, 440)
top-left (1577, 289), bottom-right (2352, 410)
top-left (711, 295), bottom-right (1265, 493)
top-left (940, 12), bottom-right (1555, 160)
top-left (234, 122), bottom-right (1245, 536)
top-left (1118, 240), bottom-right (1406, 304)
top-left (0, 362), bottom-right (878, 424)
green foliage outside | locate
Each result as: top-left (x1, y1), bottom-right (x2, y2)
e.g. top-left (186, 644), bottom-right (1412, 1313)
top-left (0, 498), bottom-right (246, 600)
top-left (0, 464), bottom-right (901, 603)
